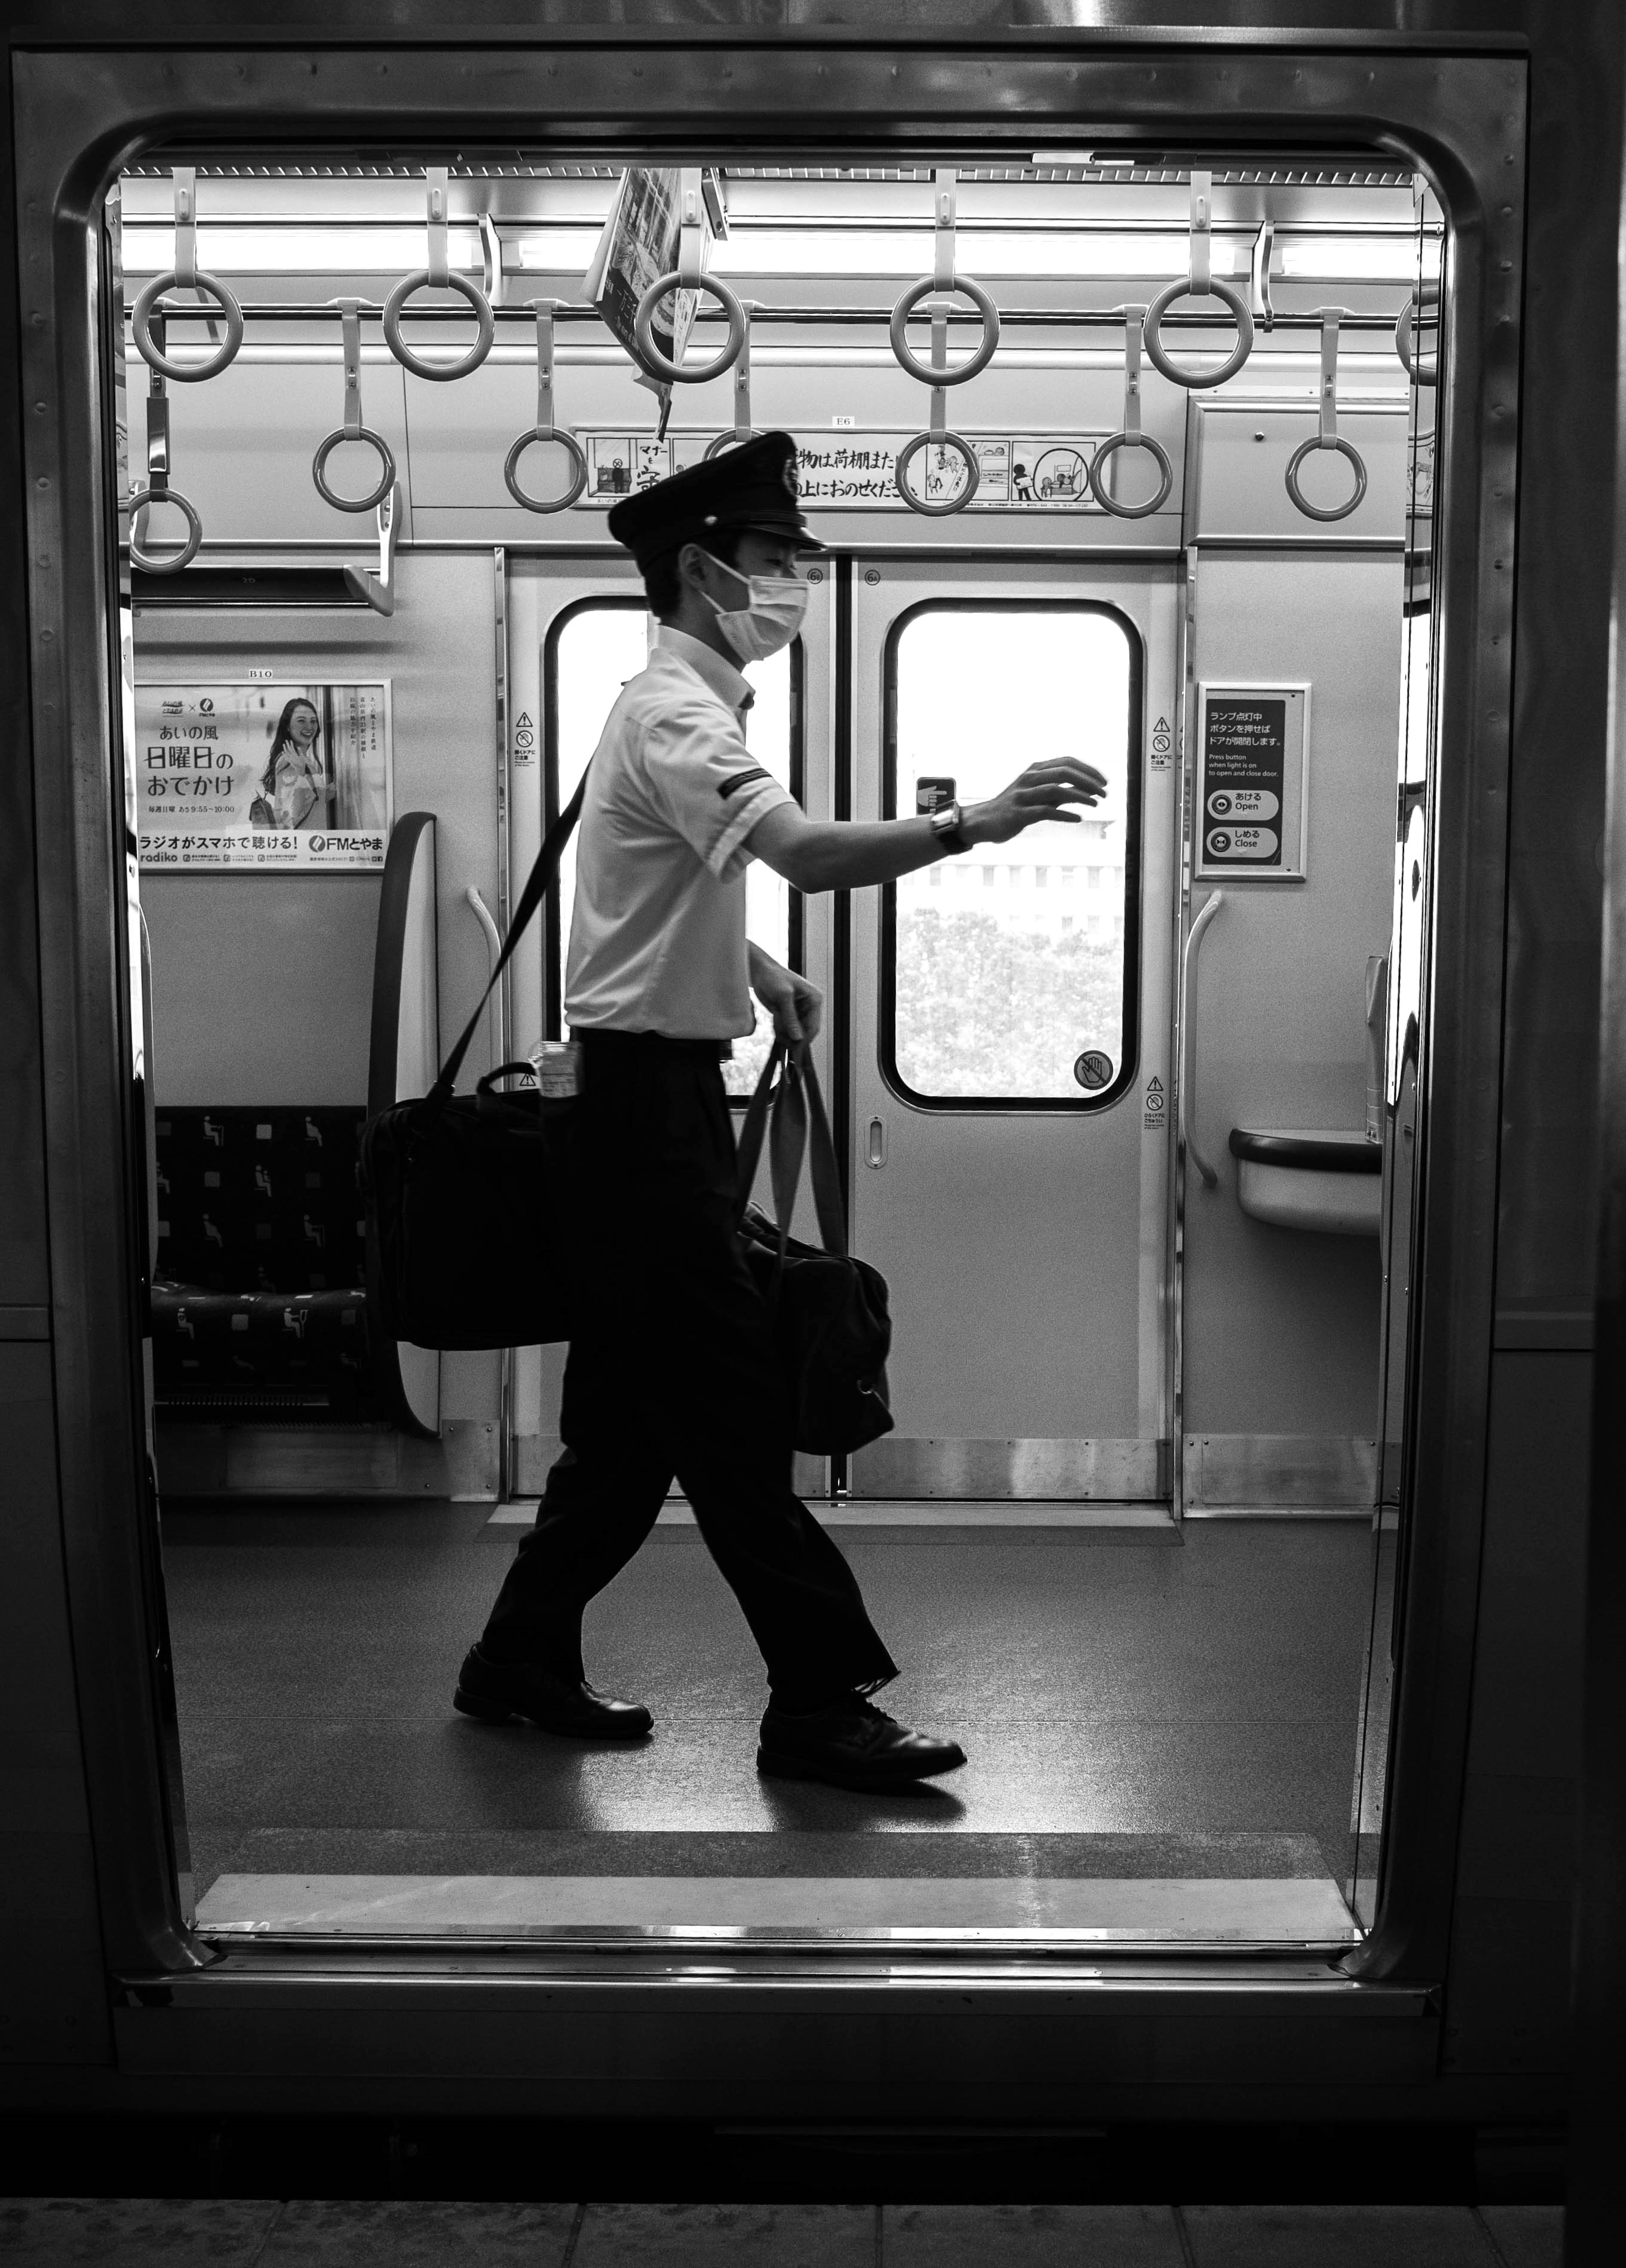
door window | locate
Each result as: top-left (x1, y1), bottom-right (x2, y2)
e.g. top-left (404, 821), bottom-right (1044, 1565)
top-left (883, 603), bottom-right (1141, 1107)
top-left (545, 602), bottom-right (801, 1092)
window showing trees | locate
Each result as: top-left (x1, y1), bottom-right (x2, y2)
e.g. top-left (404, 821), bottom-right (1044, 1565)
top-left (884, 604), bottom-right (1139, 1106)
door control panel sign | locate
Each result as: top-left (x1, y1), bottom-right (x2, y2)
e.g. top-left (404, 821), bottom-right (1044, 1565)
top-left (1195, 682), bottom-right (1309, 882)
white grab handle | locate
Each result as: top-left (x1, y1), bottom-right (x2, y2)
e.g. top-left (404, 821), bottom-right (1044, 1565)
top-left (1180, 890), bottom-right (1225, 1189)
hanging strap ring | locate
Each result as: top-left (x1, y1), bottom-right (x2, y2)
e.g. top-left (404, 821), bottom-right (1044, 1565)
top-left (633, 272), bottom-right (746, 385)
top-left (505, 430), bottom-right (588, 513)
top-left (889, 274), bottom-right (1000, 387)
top-left (1285, 434), bottom-right (1368, 523)
top-left (1396, 282), bottom-right (1440, 385)
top-left (1143, 276), bottom-right (1254, 389)
top-left (383, 270), bottom-right (494, 382)
top-left (1286, 307), bottom-right (1366, 522)
top-left (1089, 304), bottom-right (1173, 519)
top-left (131, 274), bottom-right (243, 383)
top-left (313, 427), bottom-right (397, 512)
top-left (127, 487), bottom-right (202, 574)
top-left (895, 430), bottom-right (980, 518)
top-left (312, 299), bottom-right (396, 511)
top-left (130, 169), bottom-right (243, 382)
top-left (503, 301), bottom-right (588, 512)
top-left (383, 164), bottom-right (494, 382)
top-left (1089, 432), bottom-right (1174, 520)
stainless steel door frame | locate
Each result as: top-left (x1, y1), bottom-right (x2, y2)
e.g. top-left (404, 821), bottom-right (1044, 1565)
top-left (845, 554), bottom-right (1179, 1502)
top-left (16, 41), bottom-right (1523, 1991)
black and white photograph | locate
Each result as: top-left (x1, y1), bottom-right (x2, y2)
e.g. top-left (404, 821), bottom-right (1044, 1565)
top-left (1, 11), bottom-right (1615, 2263)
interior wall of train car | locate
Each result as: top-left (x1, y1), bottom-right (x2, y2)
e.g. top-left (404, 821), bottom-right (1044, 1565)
top-left (0, 2), bottom-right (1614, 2163)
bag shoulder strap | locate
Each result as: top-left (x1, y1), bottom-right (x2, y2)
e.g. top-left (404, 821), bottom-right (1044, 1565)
top-left (428, 768), bottom-right (590, 1106)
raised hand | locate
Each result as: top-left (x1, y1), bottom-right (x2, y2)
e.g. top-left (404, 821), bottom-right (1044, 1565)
top-left (964, 757), bottom-right (1110, 845)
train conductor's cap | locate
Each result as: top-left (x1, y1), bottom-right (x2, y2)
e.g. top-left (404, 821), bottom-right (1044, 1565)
top-left (606, 431), bottom-right (825, 566)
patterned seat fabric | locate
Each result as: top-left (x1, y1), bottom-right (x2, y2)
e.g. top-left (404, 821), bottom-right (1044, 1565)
top-left (151, 1107), bottom-right (378, 1415)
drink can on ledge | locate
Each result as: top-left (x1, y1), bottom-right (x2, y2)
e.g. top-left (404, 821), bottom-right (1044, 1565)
top-left (529, 1040), bottom-right (581, 1099)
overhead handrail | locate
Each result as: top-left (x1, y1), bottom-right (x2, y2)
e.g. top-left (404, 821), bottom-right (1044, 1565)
top-left (1395, 280), bottom-right (1439, 386)
top-left (383, 166), bottom-right (495, 384)
top-left (1180, 889), bottom-right (1225, 1191)
top-left (127, 312), bottom-right (202, 574)
top-left (124, 295), bottom-right (1412, 336)
top-left (342, 480), bottom-right (402, 616)
top-left (503, 300), bottom-right (588, 512)
top-left (130, 167), bottom-right (243, 384)
top-left (893, 171), bottom-right (987, 516)
top-left (633, 168), bottom-right (747, 386)
top-left (704, 299), bottom-right (758, 458)
top-left (312, 299), bottom-right (398, 513)
top-left (889, 169), bottom-right (1001, 388)
top-left (1144, 171), bottom-right (1255, 390)
top-left (1285, 309), bottom-right (1369, 523)
top-left (1088, 305), bottom-right (1173, 520)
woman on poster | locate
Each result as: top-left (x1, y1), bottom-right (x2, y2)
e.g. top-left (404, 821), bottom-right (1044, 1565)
top-left (252, 696), bottom-right (330, 829)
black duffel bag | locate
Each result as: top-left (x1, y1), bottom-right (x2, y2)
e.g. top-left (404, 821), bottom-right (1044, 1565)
top-left (735, 1040), bottom-right (895, 1457)
top-left (361, 776), bottom-right (586, 1352)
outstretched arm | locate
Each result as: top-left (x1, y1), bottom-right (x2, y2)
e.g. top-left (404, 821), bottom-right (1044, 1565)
top-left (746, 757), bottom-right (1109, 894)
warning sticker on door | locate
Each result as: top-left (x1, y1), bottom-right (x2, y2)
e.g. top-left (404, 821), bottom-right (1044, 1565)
top-left (1195, 683), bottom-right (1308, 882)
top-left (1144, 1074), bottom-right (1167, 1132)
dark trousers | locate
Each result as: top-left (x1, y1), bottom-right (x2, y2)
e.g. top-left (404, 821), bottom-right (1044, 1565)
top-left (480, 1031), bottom-right (898, 1701)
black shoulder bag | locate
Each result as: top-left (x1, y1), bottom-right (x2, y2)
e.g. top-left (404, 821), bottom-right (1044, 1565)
top-left (360, 775), bottom-right (588, 1352)
top-left (735, 1039), bottom-right (896, 1456)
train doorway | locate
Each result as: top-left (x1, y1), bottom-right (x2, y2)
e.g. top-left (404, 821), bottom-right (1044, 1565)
top-left (16, 38), bottom-right (1521, 1985)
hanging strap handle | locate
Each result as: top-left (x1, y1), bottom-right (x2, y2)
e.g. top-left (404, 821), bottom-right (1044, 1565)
top-left (338, 298), bottom-right (365, 438)
top-left (425, 767), bottom-right (591, 1109)
top-left (426, 166), bottom-right (451, 290)
top-left (1318, 307), bottom-right (1341, 442)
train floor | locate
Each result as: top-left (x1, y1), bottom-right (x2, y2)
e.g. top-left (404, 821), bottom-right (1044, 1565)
top-left (161, 1503), bottom-right (1377, 1944)
top-left (0, 2200), bottom-right (1567, 2267)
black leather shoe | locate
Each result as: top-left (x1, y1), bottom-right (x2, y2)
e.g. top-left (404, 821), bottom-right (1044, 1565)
top-left (757, 1696), bottom-right (965, 1790)
top-left (453, 1647), bottom-right (652, 1739)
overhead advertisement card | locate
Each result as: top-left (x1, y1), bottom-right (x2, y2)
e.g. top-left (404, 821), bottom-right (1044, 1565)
top-left (583, 167), bottom-right (701, 386)
top-left (579, 429), bottom-right (1112, 510)
top-left (136, 681), bottom-right (392, 872)
top-left (1195, 683), bottom-right (1310, 882)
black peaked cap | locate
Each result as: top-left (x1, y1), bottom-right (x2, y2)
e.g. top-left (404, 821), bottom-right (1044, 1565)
top-left (606, 430), bottom-right (824, 565)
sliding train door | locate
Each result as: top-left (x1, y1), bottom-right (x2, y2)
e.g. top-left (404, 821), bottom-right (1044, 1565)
top-left (847, 556), bottom-right (1179, 1505)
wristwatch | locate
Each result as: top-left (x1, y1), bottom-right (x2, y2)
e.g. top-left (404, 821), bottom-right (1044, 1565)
top-left (927, 799), bottom-right (970, 854)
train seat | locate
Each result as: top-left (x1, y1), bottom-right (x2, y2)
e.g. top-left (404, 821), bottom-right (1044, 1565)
top-left (151, 1105), bottom-right (380, 1417)
top-left (149, 811), bottom-right (443, 1436)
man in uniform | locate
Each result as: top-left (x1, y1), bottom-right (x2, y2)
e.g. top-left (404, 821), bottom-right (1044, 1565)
top-left (456, 432), bottom-right (1106, 1791)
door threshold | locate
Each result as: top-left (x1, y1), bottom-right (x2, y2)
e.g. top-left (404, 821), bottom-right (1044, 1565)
top-left (196, 1870), bottom-right (1355, 1944)
top-left (488, 1500), bottom-right (1176, 1529)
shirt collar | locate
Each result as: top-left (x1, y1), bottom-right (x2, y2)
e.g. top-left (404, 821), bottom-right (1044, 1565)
top-left (654, 624), bottom-right (753, 716)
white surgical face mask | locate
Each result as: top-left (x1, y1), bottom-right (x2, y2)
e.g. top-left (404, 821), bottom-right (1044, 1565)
top-left (700, 553), bottom-right (809, 664)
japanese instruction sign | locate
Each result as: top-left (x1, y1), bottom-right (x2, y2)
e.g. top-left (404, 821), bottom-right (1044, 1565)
top-left (1195, 684), bottom-right (1308, 882)
top-left (136, 681), bottom-right (392, 871)
top-left (580, 429), bottom-right (1111, 512)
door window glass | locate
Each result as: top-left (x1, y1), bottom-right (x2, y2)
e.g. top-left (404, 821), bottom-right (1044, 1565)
top-left (884, 604), bottom-right (1140, 1105)
top-left (546, 604), bottom-right (799, 1093)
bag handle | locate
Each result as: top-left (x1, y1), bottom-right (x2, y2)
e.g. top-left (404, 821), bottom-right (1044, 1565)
top-left (736, 1037), bottom-right (847, 1259)
top-left (427, 769), bottom-right (589, 1108)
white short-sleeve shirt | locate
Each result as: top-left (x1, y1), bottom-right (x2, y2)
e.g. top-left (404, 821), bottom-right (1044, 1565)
top-left (564, 626), bottom-right (795, 1040)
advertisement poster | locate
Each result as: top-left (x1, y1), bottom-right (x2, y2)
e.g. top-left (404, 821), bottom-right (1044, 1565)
top-left (137, 681), bottom-right (392, 872)
top-left (583, 167), bottom-right (700, 383)
top-left (580, 429), bottom-right (1110, 511)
